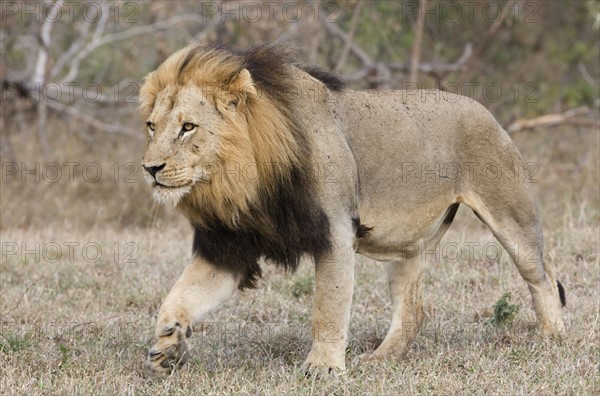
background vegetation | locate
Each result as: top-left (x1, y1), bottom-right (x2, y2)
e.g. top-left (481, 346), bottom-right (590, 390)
top-left (1, 1), bottom-right (598, 394)
top-left (1, 0), bottom-right (598, 229)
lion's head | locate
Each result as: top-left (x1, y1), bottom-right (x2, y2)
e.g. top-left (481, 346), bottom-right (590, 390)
top-left (139, 44), bottom-right (307, 227)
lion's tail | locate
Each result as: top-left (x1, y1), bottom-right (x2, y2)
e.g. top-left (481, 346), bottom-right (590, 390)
top-left (543, 260), bottom-right (566, 307)
top-left (556, 280), bottom-right (566, 307)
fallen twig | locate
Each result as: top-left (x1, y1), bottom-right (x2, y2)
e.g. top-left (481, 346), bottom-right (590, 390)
top-left (507, 107), bottom-right (598, 133)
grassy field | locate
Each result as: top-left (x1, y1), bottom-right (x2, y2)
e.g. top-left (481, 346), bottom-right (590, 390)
top-left (1, 126), bottom-right (598, 395)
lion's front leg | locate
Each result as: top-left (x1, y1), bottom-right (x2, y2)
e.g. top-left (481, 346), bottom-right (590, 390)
top-left (146, 256), bottom-right (239, 377)
top-left (302, 225), bottom-right (355, 377)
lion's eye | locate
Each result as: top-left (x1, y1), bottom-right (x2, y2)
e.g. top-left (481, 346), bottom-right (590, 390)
top-left (179, 123), bottom-right (197, 138)
top-left (146, 122), bottom-right (155, 131)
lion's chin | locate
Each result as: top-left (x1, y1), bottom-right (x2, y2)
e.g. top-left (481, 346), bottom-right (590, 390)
top-left (152, 184), bottom-right (192, 207)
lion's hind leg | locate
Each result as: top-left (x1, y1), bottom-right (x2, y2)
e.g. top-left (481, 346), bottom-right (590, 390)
top-left (367, 204), bottom-right (459, 360)
top-left (460, 190), bottom-right (565, 335)
top-left (366, 255), bottom-right (425, 361)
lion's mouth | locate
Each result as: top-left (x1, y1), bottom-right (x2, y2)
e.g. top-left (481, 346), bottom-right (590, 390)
top-left (153, 181), bottom-right (193, 189)
top-left (145, 172), bottom-right (210, 207)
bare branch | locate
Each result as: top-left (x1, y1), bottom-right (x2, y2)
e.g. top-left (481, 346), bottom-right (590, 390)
top-left (323, 16), bottom-right (471, 84)
top-left (334, 1), bottom-right (364, 74)
top-left (343, 43), bottom-right (472, 83)
top-left (578, 62), bottom-right (598, 87)
top-left (507, 106), bottom-right (597, 133)
top-left (409, 0), bottom-right (427, 82)
top-left (467, 0), bottom-right (518, 67)
top-left (33, 0), bottom-right (64, 159)
top-left (49, 23), bottom-right (92, 79)
top-left (388, 43), bottom-right (473, 76)
top-left (60, 14), bottom-right (206, 82)
top-left (92, 2), bottom-right (111, 41)
top-left (32, 0), bottom-right (64, 86)
top-left (322, 20), bottom-right (374, 68)
top-left (47, 101), bottom-right (142, 139)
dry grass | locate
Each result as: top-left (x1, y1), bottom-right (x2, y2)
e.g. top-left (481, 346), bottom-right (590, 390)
top-left (1, 126), bottom-right (598, 395)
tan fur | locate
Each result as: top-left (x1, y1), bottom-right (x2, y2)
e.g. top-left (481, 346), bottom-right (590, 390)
top-left (140, 44), bottom-right (565, 378)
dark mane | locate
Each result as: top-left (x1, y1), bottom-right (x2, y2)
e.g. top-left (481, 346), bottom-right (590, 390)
top-left (300, 65), bottom-right (346, 91)
top-left (236, 43), bottom-right (345, 92)
top-left (193, 165), bottom-right (332, 290)
top-left (178, 43), bottom-right (346, 93)
top-left (188, 43), bottom-right (337, 289)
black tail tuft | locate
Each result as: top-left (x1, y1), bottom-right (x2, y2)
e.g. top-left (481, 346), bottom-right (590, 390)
top-left (557, 280), bottom-right (566, 307)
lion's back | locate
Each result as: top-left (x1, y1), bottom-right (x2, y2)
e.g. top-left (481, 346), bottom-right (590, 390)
top-left (336, 89), bottom-right (516, 183)
top-left (339, 89), bottom-right (501, 154)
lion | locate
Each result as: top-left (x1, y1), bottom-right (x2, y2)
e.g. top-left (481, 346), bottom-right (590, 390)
top-left (139, 43), bottom-right (566, 377)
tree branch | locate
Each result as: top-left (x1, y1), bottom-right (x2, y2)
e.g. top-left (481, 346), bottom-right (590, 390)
top-left (59, 14), bottom-right (206, 82)
top-left (409, 0), bottom-right (427, 82)
top-left (91, 2), bottom-right (110, 41)
top-left (322, 20), bottom-right (374, 68)
top-left (388, 43), bottom-right (473, 75)
top-left (578, 62), bottom-right (597, 87)
top-left (32, 0), bottom-right (64, 85)
top-left (47, 101), bottom-right (142, 139)
top-left (323, 17), bottom-right (471, 84)
top-left (49, 22), bottom-right (92, 79)
top-left (33, 0), bottom-right (64, 158)
top-left (465, 0), bottom-right (518, 69)
top-left (507, 106), bottom-right (597, 133)
top-left (334, 1), bottom-right (364, 74)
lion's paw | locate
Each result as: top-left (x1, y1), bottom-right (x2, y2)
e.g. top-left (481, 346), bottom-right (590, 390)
top-left (300, 351), bottom-right (345, 378)
top-left (145, 323), bottom-right (191, 378)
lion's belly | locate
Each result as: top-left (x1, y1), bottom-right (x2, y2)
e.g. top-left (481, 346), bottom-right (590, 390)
top-left (355, 192), bottom-right (457, 261)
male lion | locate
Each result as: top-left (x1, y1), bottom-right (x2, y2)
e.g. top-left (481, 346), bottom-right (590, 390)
top-left (139, 43), bottom-right (565, 377)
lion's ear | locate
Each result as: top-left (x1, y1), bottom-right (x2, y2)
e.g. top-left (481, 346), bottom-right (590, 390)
top-left (217, 69), bottom-right (257, 113)
top-left (229, 69), bottom-right (257, 100)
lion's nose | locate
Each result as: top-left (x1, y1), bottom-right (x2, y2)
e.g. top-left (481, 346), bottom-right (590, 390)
top-left (143, 163), bottom-right (166, 178)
